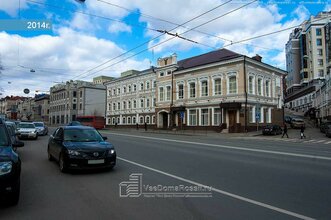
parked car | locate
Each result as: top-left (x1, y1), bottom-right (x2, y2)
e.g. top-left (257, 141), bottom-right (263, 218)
top-left (5, 121), bottom-right (24, 152)
top-left (0, 118), bottom-right (24, 206)
top-left (47, 126), bottom-right (116, 172)
top-left (320, 121), bottom-right (331, 133)
top-left (67, 121), bottom-right (82, 126)
top-left (17, 122), bottom-right (38, 140)
top-left (290, 118), bottom-right (305, 129)
top-left (262, 124), bottom-right (282, 135)
top-left (284, 116), bottom-right (292, 124)
top-left (325, 125), bottom-right (331, 138)
top-left (33, 122), bottom-right (48, 136)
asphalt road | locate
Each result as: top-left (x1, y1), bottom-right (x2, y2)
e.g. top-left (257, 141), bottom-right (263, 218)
top-left (1, 129), bottom-right (330, 220)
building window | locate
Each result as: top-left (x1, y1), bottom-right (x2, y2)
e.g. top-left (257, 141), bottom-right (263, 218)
top-left (201, 81), bottom-right (208, 96)
top-left (249, 106), bottom-right (255, 123)
top-left (316, 38), bottom-right (322, 46)
top-left (133, 84), bottom-right (137, 92)
top-left (133, 100), bottom-right (137, 109)
top-left (201, 109), bottom-right (209, 126)
top-left (316, 28), bottom-right (322, 36)
top-left (160, 71), bottom-right (164, 77)
top-left (128, 117), bottom-right (131, 124)
top-left (189, 82), bottom-right (196, 98)
top-left (153, 80), bottom-right (156, 88)
top-left (159, 87), bottom-right (164, 101)
top-left (128, 101), bottom-right (131, 109)
top-left (145, 116), bottom-right (150, 124)
top-left (318, 49), bottom-right (323, 55)
top-left (123, 101), bottom-right (126, 110)
top-left (73, 104), bottom-right (76, 110)
top-left (153, 98), bottom-right (156, 107)
top-left (140, 83), bottom-right (144, 91)
top-left (257, 78), bottom-right (263, 96)
top-left (133, 117), bottom-right (136, 124)
top-left (167, 70), bottom-right (171, 75)
top-left (113, 103), bottom-right (116, 111)
top-left (113, 89), bottom-right (116, 96)
top-left (123, 86), bottom-right (126, 93)
top-left (112, 117), bottom-right (115, 125)
top-left (122, 117), bottom-right (126, 124)
top-left (213, 108), bottom-right (221, 126)
top-left (189, 109), bottom-right (197, 126)
top-left (152, 115), bottom-right (156, 124)
top-left (265, 80), bottom-right (270, 97)
top-left (318, 69), bottom-right (324, 77)
top-left (318, 59), bottom-right (323, 66)
top-left (146, 98), bottom-right (150, 108)
top-left (139, 116), bottom-right (144, 124)
top-left (214, 79), bottom-right (221, 95)
top-left (178, 84), bottom-right (184, 99)
top-left (248, 76), bottom-right (254, 94)
top-left (128, 85), bottom-right (131, 92)
top-left (80, 103), bottom-right (82, 110)
top-left (73, 91), bottom-right (77, 97)
top-left (140, 99), bottom-right (144, 108)
top-left (228, 76), bottom-right (237, 94)
top-left (166, 86), bottom-right (171, 101)
top-left (117, 117), bottom-right (120, 124)
top-left (146, 81), bottom-right (150, 90)
top-left (80, 91), bottom-right (83, 97)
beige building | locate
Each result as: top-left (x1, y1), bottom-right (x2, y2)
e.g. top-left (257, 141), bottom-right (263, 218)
top-left (105, 49), bottom-right (286, 133)
top-left (155, 50), bottom-right (286, 132)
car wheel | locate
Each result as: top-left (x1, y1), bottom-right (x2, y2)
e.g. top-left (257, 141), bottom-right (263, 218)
top-left (47, 146), bottom-right (54, 161)
top-left (6, 179), bottom-right (20, 206)
top-left (59, 153), bottom-right (68, 173)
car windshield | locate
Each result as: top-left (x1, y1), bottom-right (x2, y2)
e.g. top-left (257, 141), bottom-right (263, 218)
top-left (34, 123), bottom-right (44, 127)
top-left (19, 123), bottom-right (35, 128)
top-left (0, 126), bottom-right (9, 146)
top-left (64, 129), bottom-right (103, 142)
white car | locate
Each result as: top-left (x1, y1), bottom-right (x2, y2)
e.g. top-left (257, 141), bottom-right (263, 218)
top-left (17, 122), bottom-right (38, 140)
top-left (33, 122), bottom-right (48, 136)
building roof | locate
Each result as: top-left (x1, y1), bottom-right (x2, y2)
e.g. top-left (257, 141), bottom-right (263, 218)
top-left (177, 48), bottom-right (242, 71)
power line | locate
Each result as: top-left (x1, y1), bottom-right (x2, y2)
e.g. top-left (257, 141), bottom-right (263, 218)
top-left (71, 0), bottom-right (233, 80)
top-left (81, 0), bottom-right (257, 79)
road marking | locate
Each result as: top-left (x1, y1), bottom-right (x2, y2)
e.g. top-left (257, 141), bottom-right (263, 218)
top-left (118, 156), bottom-right (315, 220)
top-left (106, 132), bottom-right (331, 161)
top-left (314, 140), bottom-right (325, 143)
top-left (324, 141), bottom-right (331, 144)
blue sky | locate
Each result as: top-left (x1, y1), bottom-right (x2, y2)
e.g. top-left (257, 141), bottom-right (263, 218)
top-left (0, 0), bottom-right (330, 97)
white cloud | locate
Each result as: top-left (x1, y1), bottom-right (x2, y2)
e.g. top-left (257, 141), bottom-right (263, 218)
top-left (108, 22), bottom-right (132, 33)
top-left (0, 28), bottom-right (150, 97)
top-left (0, 0), bottom-right (39, 17)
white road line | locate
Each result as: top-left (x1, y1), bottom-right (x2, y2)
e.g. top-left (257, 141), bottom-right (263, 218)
top-left (106, 132), bottom-right (331, 161)
top-left (314, 140), bottom-right (325, 143)
top-left (324, 141), bottom-right (331, 144)
top-left (118, 157), bottom-right (315, 220)
top-left (303, 140), bottom-right (316, 143)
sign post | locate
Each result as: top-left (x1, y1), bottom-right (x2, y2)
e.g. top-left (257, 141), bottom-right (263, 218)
top-left (179, 111), bottom-right (184, 131)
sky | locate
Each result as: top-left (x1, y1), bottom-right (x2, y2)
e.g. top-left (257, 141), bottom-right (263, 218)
top-left (0, 0), bottom-right (330, 97)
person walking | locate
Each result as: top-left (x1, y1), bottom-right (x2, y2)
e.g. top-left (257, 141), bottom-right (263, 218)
top-left (282, 124), bottom-right (289, 138)
top-left (300, 125), bottom-right (306, 139)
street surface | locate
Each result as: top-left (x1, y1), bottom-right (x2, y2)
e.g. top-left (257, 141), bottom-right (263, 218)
top-left (1, 128), bottom-right (331, 220)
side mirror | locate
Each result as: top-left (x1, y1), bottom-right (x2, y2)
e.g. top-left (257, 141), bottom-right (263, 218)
top-left (13, 141), bottom-right (24, 148)
top-left (102, 136), bottom-right (108, 140)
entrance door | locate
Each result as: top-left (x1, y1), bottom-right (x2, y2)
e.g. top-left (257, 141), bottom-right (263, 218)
top-left (228, 110), bottom-right (236, 128)
top-left (162, 113), bottom-right (168, 129)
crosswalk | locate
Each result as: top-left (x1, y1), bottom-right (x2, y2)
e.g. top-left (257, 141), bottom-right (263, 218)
top-left (233, 136), bottom-right (331, 145)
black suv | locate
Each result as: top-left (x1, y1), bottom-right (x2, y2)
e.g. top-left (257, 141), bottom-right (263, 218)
top-left (0, 119), bottom-right (24, 206)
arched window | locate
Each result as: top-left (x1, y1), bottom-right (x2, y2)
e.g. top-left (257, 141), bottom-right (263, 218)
top-left (145, 116), bottom-right (150, 124)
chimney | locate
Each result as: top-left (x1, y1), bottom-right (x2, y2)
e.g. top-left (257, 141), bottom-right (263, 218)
top-left (252, 54), bottom-right (262, 62)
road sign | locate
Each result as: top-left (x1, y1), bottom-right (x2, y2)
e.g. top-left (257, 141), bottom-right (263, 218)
top-left (179, 111), bottom-right (184, 119)
top-left (255, 112), bottom-right (260, 120)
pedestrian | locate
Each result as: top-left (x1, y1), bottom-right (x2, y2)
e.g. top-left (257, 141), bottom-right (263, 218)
top-left (115, 122), bottom-right (117, 128)
top-left (300, 125), bottom-right (306, 139)
top-left (136, 123), bottom-right (139, 130)
top-left (144, 122), bottom-right (147, 131)
top-left (282, 123), bottom-right (289, 138)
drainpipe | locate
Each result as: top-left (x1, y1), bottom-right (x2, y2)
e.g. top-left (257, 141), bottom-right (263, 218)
top-left (244, 56), bottom-right (248, 132)
top-left (170, 70), bottom-right (174, 128)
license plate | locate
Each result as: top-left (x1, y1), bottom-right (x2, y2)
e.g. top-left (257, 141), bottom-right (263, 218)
top-left (88, 159), bottom-right (104, 164)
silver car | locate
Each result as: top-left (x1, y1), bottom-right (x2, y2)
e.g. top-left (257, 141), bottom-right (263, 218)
top-left (17, 122), bottom-right (38, 140)
top-left (33, 122), bottom-right (48, 136)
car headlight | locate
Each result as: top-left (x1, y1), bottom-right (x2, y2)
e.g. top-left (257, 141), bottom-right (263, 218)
top-left (108, 149), bottom-right (115, 155)
top-left (68, 150), bottom-right (80, 156)
top-left (0, 161), bottom-right (13, 176)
